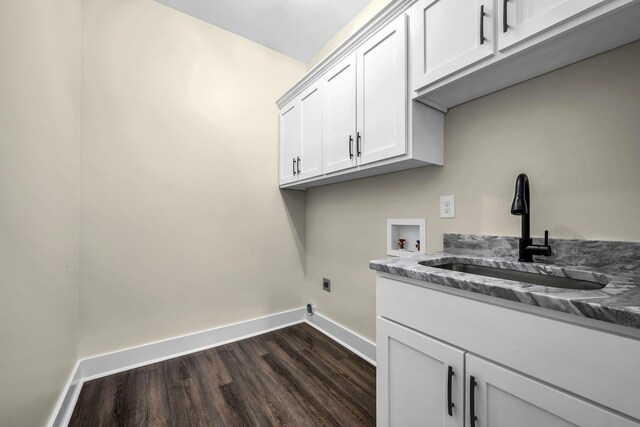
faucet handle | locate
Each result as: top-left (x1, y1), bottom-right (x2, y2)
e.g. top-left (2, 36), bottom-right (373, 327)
top-left (544, 230), bottom-right (549, 246)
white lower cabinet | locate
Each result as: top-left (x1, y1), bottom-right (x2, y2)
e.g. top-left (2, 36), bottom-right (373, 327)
top-left (377, 318), bottom-right (464, 427)
top-left (466, 354), bottom-right (636, 427)
top-left (377, 275), bottom-right (640, 426)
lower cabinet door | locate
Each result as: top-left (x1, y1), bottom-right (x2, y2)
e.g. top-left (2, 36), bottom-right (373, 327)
top-left (465, 354), bottom-right (639, 427)
top-left (377, 317), bottom-right (464, 427)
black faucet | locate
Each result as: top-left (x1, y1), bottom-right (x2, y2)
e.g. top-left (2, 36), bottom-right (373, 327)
top-left (510, 173), bottom-right (552, 262)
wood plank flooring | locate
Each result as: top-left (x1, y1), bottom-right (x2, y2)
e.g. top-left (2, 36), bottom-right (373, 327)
top-left (69, 323), bottom-right (376, 426)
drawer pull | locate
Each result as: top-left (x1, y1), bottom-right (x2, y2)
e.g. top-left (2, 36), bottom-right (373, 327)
top-left (503, 0), bottom-right (509, 33)
top-left (470, 375), bottom-right (478, 427)
top-left (349, 135), bottom-right (354, 159)
top-left (480, 5), bottom-right (486, 45)
top-left (447, 366), bottom-right (455, 416)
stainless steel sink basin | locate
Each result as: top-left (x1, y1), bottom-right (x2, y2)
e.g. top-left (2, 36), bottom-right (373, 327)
top-left (422, 262), bottom-right (605, 290)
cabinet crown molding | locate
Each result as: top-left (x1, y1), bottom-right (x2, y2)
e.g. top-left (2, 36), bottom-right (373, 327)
top-left (276, 0), bottom-right (416, 109)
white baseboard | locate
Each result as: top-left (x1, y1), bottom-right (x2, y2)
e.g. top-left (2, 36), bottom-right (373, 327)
top-left (79, 308), bottom-right (306, 382)
top-left (47, 361), bottom-right (82, 427)
top-left (304, 312), bottom-right (376, 365)
top-left (48, 306), bottom-right (375, 426)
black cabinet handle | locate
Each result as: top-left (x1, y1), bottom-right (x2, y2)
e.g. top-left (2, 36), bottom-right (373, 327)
top-left (349, 135), bottom-right (354, 159)
top-left (470, 375), bottom-right (478, 427)
top-left (292, 158), bottom-right (297, 175)
top-left (503, 0), bottom-right (508, 33)
top-left (356, 132), bottom-right (362, 156)
top-left (297, 156), bottom-right (301, 174)
top-left (480, 5), bottom-right (486, 45)
top-left (447, 366), bottom-right (455, 416)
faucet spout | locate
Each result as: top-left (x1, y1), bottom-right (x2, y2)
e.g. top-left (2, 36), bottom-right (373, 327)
top-left (510, 173), bottom-right (551, 262)
top-left (510, 173), bottom-right (530, 241)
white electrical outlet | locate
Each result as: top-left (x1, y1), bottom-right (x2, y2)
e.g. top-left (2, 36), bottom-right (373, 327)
top-left (440, 195), bottom-right (455, 219)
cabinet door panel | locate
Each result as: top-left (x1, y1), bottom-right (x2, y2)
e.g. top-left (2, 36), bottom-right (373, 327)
top-left (322, 54), bottom-right (357, 174)
top-left (411, 0), bottom-right (495, 91)
top-left (377, 317), bottom-right (464, 427)
top-left (499, 0), bottom-right (612, 51)
top-left (466, 354), bottom-right (638, 427)
top-left (298, 84), bottom-right (322, 180)
top-left (357, 14), bottom-right (407, 165)
top-left (279, 101), bottom-right (299, 184)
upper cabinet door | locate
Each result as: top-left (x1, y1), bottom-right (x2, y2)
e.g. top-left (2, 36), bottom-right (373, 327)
top-left (411, 0), bottom-right (495, 92)
top-left (466, 354), bottom-right (638, 427)
top-left (322, 54), bottom-right (357, 174)
top-left (279, 101), bottom-right (299, 185)
top-left (298, 83), bottom-right (323, 180)
top-left (498, 0), bottom-right (611, 51)
top-left (377, 318), bottom-right (465, 427)
top-left (357, 14), bottom-right (408, 166)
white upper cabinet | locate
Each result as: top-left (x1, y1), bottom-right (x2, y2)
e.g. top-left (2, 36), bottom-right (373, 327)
top-left (411, 0), bottom-right (640, 109)
top-left (322, 14), bottom-right (411, 173)
top-left (322, 54), bottom-right (357, 174)
top-left (279, 81), bottom-right (323, 185)
top-left (411, 0), bottom-right (495, 92)
top-left (357, 14), bottom-right (408, 166)
top-left (498, 0), bottom-right (611, 51)
top-left (277, 8), bottom-right (452, 189)
top-left (279, 0), bottom-right (639, 186)
top-left (298, 83), bottom-right (323, 180)
top-left (321, 14), bottom-right (422, 178)
top-left (279, 101), bottom-right (299, 185)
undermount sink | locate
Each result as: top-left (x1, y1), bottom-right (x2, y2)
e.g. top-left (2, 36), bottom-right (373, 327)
top-left (421, 262), bottom-right (606, 290)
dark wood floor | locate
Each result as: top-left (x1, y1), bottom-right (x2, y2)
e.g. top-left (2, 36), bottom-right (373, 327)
top-left (69, 323), bottom-right (376, 426)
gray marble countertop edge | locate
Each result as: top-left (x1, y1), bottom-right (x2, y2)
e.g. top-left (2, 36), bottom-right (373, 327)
top-left (370, 252), bottom-right (640, 330)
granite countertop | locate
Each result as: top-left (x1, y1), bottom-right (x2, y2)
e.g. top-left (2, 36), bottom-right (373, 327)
top-left (370, 234), bottom-right (640, 330)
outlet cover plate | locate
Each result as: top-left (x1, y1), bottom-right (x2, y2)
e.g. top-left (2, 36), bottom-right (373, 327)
top-left (322, 278), bottom-right (331, 292)
top-left (440, 195), bottom-right (455, 219)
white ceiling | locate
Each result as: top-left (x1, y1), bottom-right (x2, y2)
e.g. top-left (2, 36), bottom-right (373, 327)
top-left (154, 0), bottom-right (372, 62)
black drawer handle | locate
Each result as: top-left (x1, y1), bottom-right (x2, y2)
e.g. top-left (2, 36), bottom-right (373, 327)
top-left (503, 0), bottom-right (508, 33)
top-left (297, 156), bottom-right (301, 174)
top-left (292, 158), bottom-right (296, 175)
top-left (480, 5), bottom-right (486, 45)
top-left (349, 135), bottom-right (354, 159)
top-left (447, 366), bottom-right (455, 416)
top-left (356, 132), bottom-right (362, 156)
top-left (470, 375), bottom-right (478, 427)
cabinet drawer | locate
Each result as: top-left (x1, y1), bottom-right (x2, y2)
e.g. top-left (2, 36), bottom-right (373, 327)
top-left (377, 275), bottom-right (640, 420)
